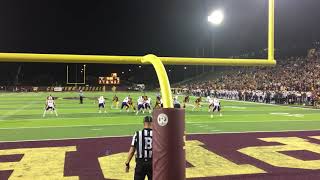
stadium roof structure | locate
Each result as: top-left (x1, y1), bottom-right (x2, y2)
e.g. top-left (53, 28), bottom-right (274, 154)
top-left (0, 0), bottom-right (276, 108)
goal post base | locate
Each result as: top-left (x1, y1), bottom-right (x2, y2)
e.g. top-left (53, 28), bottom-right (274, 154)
top-left (152, 108), bottom-right (186, 180)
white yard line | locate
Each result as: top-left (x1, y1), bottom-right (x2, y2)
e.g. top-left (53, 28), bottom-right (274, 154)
top-left (91, 128), bottom-right (103, 131)
top-left (0, 135), bottom-right (133, 143)
top-left (0, 93), bottom-right (43, 120)
top-left (188, 119), bottom-right (320, 123)
top-left (0, 93), bottom-right (17, 97)
top-left (0, 114), bottom-right (233, 123)
top-left (0, 123), bottom-right (141, 130)
top-left (189, 129), bottom-right (320, 135)
top-left (222, 99), bottom-right (320, 111)
top-left (0, 113), bottom-right (151, 122)
top-left (209, 130), bottom-right (221, 132)
top-left (1, 119), bottom-right (320, 130)
top-left (1, 129), bottom-right (320, 143)
top-left (0, 101), bottom-right (38, 120)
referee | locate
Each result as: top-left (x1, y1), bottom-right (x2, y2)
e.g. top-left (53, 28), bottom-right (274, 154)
top-left (125, 116), bottom-right (153, 180)
top-left (79, 90), bottom-right (84, 104)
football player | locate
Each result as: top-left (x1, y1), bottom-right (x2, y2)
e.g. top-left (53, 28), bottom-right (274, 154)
top-left (192, 97), bottom-right (202, 111)
top-left (43, 96), bottom-right (58, 117)
top-left (98, 96), bottom-right (106, 113)
top-left (154, 95), bottom-right (162, 109)
top-left (120, 96), bottom-right (130, 112)
top-left (136, 96), bottom-right (145, 115)
top-left (111, 95), bottom-right (119, 109)
top-left (183, 95), bottom-right (190, 108)
top-left (173, 96), bottom-right (181, 108)
top-left (127, 97), bottom-right (136, 112)
top-left (208, 96), bottom-right (214, 112)
top-left (211, 98), bottom-right (222, 118)
top-left (144, 96), bottom-right (152, 113)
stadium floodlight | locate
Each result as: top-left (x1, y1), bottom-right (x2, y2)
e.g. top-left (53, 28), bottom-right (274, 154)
top-left (208, 10), bottom-right (224, 25)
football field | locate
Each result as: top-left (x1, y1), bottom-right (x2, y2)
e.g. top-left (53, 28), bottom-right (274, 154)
top-left (0, 92), bottom-right (320, 141)
top-left (1, 92), bottom-right (320, 179)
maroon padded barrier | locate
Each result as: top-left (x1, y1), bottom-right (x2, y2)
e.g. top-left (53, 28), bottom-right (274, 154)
top-left (152, 108), bottom-right (185, 180)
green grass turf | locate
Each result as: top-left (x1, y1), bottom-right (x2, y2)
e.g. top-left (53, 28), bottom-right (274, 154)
top-left (0, 91), bottom-right (320, 141)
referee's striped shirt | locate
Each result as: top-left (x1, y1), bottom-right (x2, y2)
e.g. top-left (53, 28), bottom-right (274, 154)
top-left (131, 128), bottom-right (153, 159)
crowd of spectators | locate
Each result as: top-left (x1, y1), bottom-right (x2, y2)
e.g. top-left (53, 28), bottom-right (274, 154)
top-left (176, 48), bottom-right (320, 107)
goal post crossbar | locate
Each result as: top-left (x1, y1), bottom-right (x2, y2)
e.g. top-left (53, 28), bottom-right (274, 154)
top-left (0, 53), bottom-right (275, 66)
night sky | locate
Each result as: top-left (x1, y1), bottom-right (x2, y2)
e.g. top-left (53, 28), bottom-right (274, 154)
top-left (0, 0), bottom-right (319, 85)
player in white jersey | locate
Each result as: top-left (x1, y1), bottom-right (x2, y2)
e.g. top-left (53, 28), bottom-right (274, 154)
top-left (211, 98), bottom-right (222, 118)
top-left (173, 96), bottom-right (181, 108)
top-left (136, 96), bottom-right (145, 115)
top-left (206, 96), bottom-right (212, 102)
top-left (43, 96), bottom-right (58, 117)
top-left (120, 96), bottom-right (130, 112)
top-left (144, 97), bottom-right (152, 113)
top-left (98, 96), bottom-right (106, 113)
top-left (208, 97), bottom-right (214, 112)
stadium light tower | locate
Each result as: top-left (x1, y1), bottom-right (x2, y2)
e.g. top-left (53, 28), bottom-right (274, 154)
top-left (208, 10), bottom-right (224, 56)
top-left (208, 10), bottom-right (224, 25)
top-left (208, 10), bottom-right (224, 71)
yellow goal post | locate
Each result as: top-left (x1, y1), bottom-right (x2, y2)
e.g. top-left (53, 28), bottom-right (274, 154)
top-left (0, 0), bottom-right (276, 108)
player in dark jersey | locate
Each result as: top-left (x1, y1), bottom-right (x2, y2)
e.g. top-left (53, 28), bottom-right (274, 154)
top-left (154, 96), bottom-right (162, 109)
top-left (183, 95), bottom-right (190, 108)
top-left (111, 95), bottom-right (119, 109)
top-left (127, 97), bottom-right (136, 112)
top-left (192, 97), bottom-right (202, 111)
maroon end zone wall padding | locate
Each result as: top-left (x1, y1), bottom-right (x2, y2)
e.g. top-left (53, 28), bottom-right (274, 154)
top-left (152, 108), bottom-right (186, 180)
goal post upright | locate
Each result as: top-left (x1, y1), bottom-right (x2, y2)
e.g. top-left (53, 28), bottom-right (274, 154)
top-left (268, 0), bottom-right (275, 61)
top-left (66, 65), bottom-right (86, 85)
top-left (141, 54), bottom-right (173, 108)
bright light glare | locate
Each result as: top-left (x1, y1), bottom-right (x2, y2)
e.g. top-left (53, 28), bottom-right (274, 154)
top-left (208, 10), bottom-right (224, 25)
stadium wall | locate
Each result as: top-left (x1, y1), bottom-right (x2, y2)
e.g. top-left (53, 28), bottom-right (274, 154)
top-left (0, 85), bottom-right (130, 92)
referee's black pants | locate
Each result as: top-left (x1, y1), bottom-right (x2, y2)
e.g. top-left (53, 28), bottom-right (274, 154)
top-left (134, 159), bottom-right (152, 180)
